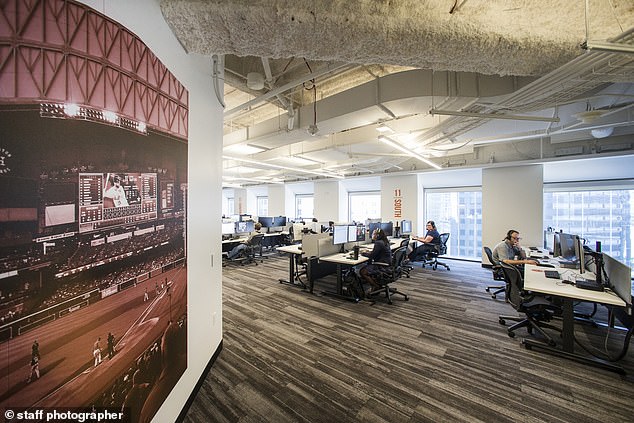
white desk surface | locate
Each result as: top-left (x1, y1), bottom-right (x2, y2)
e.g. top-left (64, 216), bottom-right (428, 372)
top-left (319, 252), bottom-right (368, 265)
top-left (276, 244), bottom-right (304, 255)
top-left (221, 237), bottom-right (247, 244)
top-left (524, 264), bottom-right (625, 307)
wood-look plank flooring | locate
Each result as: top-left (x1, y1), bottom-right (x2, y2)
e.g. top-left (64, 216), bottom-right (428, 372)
top-left (185, 253), bottom-right (634, 423)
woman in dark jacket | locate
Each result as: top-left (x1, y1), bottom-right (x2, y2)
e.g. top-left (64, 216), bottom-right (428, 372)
top-left (359, 228), bottom-right (392, 295)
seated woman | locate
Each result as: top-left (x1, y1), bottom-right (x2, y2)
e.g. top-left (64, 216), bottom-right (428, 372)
top-left (359, 228), bottom-right (392, 296)
top-left (227, 222), bottom-right (262, 260)
top-left (409, 220), bottom-right (440, 262)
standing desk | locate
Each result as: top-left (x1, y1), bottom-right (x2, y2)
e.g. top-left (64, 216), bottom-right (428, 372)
top-left (523, 264), bottom-right (627, 374)
top-left (318, 252), bottom-right (368, 302)
top-left (276, 244), bottom-right (307, 290)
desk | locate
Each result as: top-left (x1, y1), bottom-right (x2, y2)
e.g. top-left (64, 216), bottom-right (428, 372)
top-left (318, 252), bottom-right (368, 302)
top-left (523, 264), bottom-right (626, 374)
top-left (221, 237), bottom-right (248, 253)
top-left (276, 244), bottom-right (307, 290)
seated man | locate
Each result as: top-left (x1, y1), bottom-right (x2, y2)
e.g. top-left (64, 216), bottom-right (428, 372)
top-left (408, 220), bottom-right (440, 262)
top-left (226, 222), bottom-right (262, 260)
top-left (358, 228), bottom-right (392, 296)
top-left (492, 229), bottom-right (538, 268)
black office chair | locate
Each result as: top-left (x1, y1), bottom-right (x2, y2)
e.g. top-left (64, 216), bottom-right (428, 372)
top-left (238, 233), bottom-right (265, 265)
top-left (399, 237), bottom-right (413, 278)
top-left (483, 246), bottom-right (506, 299)
top-left (498, 261), bottom-right (560, 346)
top-left (421, 233), bottom-right (450, 271)
top-left (366, 246), bottom-right (409, 304)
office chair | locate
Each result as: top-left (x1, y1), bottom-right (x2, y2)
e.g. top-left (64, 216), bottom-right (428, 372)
top-left (498, 261), bottom-right (560, 346)
top-left (399, 237), bottom-right (413, 278)
top-left (366, 246), bottom-right (409, 304)
top-left (238, 233), bottom-right (265, 265)
top-left (483, 246), bottom-right (506, 299)
top-left (421, 233), bottom-right (450, 271)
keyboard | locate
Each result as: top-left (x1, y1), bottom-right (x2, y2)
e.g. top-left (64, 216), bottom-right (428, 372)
top-left (544, 270), bottom-right (560, 279)
top-left (536, 262), bottom-right (556, 268)
top-left (575, 279), bottom-right (604, 291)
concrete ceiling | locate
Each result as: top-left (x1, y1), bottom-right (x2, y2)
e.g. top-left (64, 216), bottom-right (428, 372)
top-left (160, 0), bottom-right (634, 187)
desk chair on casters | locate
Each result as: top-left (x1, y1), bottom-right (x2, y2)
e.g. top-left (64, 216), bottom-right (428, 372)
top-left (240, 233), bottom-right (265, 265)
top-left (483, 246), bottom-right (505, 299)
top-left (366, 246), bottom-right (410, 305)
top-left (421, 233), bottom-right (450, 271)
top-left (399, 237), bottom-right (413, 278)
top-left (498, 262), bottom-right (560, 346)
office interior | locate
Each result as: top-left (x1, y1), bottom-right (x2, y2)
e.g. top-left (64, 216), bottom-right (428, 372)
top-left (4, 1), bottom-right (634, 421)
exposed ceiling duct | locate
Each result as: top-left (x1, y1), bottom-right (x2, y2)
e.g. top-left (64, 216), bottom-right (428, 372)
top-left (160, 0), bottom-right (634, 186)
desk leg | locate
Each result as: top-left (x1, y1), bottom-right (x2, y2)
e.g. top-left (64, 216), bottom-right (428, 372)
top-left (522, 298), bottom-right (625, 375)
top-left (279, 253), bottom-right (307, 290)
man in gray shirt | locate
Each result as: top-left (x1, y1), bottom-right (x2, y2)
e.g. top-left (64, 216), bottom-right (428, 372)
top-left (492, 229), bottom-right (538, 266)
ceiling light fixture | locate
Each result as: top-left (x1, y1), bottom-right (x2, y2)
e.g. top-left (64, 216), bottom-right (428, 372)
top-left (375, 123), bottom-right (394, 134)
top-left (429, 109), bottom-right (560, 123)
top-left (223, 155), bottom-right (344, 179)
top-left (378, 135), bottom-right (442, 170)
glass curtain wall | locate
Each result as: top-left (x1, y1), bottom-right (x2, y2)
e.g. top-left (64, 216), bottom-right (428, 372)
top-left (424, 189), bottom-right (482, 260)
top-left (543, 182), bottom-right (633, 270)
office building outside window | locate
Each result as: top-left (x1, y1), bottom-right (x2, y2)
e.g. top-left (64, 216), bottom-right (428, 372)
top-left (295, 194), bottom-right (314, 220)
top-left (543, 185), bottom-right (632, 271)
top-left (425, 189), bottom-right (482, 260)
top-left (257, 196), bottom-right (268, 217)
top-left (349, 191), bottom-right (381, 222)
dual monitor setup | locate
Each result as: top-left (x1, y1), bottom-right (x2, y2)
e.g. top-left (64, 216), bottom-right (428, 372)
top-left (545, 231), bottom-right (632, 308)
top-left (332, 219), bottom-right (413, 246)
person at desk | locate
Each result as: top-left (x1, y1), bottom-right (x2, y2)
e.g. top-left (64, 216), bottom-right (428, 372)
top-left (226, 222), bottom-right (262, 260)
top-left (359, 229), bottom-right (392, 295)
top-left (492, 229), bottom-right (538, 267)
top-left (408, 220), bottom-right (440, 262)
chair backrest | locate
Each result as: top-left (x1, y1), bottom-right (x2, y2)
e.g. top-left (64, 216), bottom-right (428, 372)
top-left (248, 233), bottom-right (264, 246)
top-left (399, 238), bottom-right (411, 248)
top-left (378, 246), bottom-right (408, 283)
top-left (500, 261), bottom-right (524, 310)
top-left (437, 233), bottom-right (449, 255)
top-left (483, 246), bottom-right (504, 280)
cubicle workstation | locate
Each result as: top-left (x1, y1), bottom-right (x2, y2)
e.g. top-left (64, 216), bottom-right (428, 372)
top-left (517, 232), bottom-right (633, 374)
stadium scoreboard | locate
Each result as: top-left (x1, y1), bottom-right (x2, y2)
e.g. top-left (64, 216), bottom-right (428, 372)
top-left (79, 172), bottom-right (157, 233)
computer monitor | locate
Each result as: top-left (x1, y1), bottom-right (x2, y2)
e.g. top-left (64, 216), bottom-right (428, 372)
top-left (367, 221), bottom-right (381, 236)
top-left (553, 232), bottom-right (561, 257)
top-left (574, 235), bottom-right (585, 274)
top-left (355, 225), bottom-right (366, 242)
top-left (272, 216), bottom-right (286, 227)
top-left (258, 216), bottom-right (274, 228)
top-left (603, 253), bottom-right (632, 307)
top-left (347, 225), bottom-right (357, 243)
top-left (380, 221), bottom-right (393, 237)
top-left (222, 222), bottom-right (235, 235)
top-left (401, 220), bottom-right (412, 235)
top-left (559, 232), bottom-right (577, 261)
top-left (333, 225), bottom-right (348, 245)
top-left (235, 221), bottom-right (254, 233)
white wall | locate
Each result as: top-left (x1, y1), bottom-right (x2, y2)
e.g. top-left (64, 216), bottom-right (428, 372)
top-left (380, 174), bottom-right (418, 230)
top-left (284, 182), bottom-right (314, 218)
top-left (246, 186), bottom-right (268, 216)
top-left (268, 185), bottom-right (286, 216)
top-left (314, 180), bottom-right (340, 222)
top-left (79, 1), bottom-right (224, 422)
top-left (482, 164), bottom-right (543, 261)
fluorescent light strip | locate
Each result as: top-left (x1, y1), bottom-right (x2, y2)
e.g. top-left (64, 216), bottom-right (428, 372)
top-left (378, 135), bottom-right (442, 170)
top-left (223, 176), bottom-right (283, 185)
top-left (223, 155), bottom-right (344, 179)
top-left (429, 109), bottom-right (560, 123)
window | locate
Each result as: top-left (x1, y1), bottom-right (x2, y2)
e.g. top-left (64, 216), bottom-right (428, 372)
top-left (257, 196), bottom-right (268, 217)
top-left (295, 194), bottom-right (314, 219)
top-left (226, 197), bottom-right (234, 216)
top-left (425, 189), bottom-right (482, 260)
top-left (349, 191), bottom-right (381, 222)
top-left (544, 183), bottom-right (633, 271)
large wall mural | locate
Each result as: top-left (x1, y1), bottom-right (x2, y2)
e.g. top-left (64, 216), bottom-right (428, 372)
top-left (0, 1), bottom-right (188, 422)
